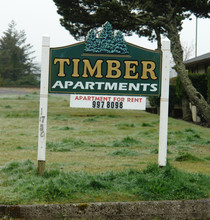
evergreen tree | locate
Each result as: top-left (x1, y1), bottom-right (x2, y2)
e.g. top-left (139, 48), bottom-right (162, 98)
top-left (114, 31), bottom-right (128, 54)
top-left (84, 29), bottom-right (97, 53)
top-left (98, 22), bottom-right (115, 54)
top-left (84, 22), bottom-right (128, 54)
top-left (0, 21), bottom-right (39, 86)
top-left (53, 0), bottom-right (210, 122)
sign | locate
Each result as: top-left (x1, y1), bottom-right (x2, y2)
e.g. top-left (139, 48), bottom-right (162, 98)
top-left (49, 22), bottom-right (161, 96)
top-left (70, 94), bottom-right (146, 110)
top-left (37, 23), bottom-right (170, 175)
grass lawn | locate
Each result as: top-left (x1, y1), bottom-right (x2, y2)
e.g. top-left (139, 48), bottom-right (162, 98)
top-left (0, 88), bottom-right (209, 204)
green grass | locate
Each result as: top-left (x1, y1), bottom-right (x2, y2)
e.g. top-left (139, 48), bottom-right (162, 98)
top-left (46, 138), bottom-right (85, 152)
top-left (115, 122), bottom-right (135, 129)
top-left (0, 160), bottom-right (209, 205)
top-left (175, 152), bottom-right (203, 162)
top-left (0, 88), bottom-right (209, 204)
top-left (111, 136), bottom-right (139, 147)
top-left (58, 126), bottom-right (74, 130)
top-left (107, 149), bottom-right (139, 157)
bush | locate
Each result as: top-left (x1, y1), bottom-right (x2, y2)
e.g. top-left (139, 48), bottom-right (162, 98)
top-left (16, 74), bottom-right (39, 86)
top-left (189, 72), bottom-right (208, 100)
top-left (148, 84), bottom-right (181, 109)
top-left (207, 67), bottom-right (210, 103)
top-left (176, 73), bottom-right (208, 100)
top-left (2, 74), bottom-right (39, 87)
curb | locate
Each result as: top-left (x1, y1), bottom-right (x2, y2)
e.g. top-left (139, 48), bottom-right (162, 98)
top-left (0, 199), bottom-right (210, 219)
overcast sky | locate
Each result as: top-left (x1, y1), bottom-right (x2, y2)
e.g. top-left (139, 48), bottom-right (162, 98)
top-left (1, 0), bottom-right (210, 64)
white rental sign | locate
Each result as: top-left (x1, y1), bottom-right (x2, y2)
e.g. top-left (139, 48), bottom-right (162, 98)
top-left (70, 94), bottom-right (146, 110)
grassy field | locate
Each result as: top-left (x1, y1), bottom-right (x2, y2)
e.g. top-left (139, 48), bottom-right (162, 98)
top-left (0, 88), bottom-right (209, 204)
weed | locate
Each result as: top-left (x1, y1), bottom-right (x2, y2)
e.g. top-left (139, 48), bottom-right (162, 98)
top-left (115, 123), bottom-right (135, 129)
top-left (141, 122), bottom-right (153, 127)
top-left (106, 114), bottom-right (118, 118)
top-left (186, 134), bottom-right (201, 141)
top-left (175, 152), bottom-right (202, 162)
top-left (184, 128), bottom-right (195, 133)
top-left (53, 116), bottom-right (68, 121)
top-left (16, 146), bottom-right (24, 150)
top-left (167, 140), bottom-right (177, 146)
top-left (4, 105), bottom-right (12, 109)
top-left (176, 146), bottom-right (192, 151)
top-left (151, 120), bottom-right (159, 125)
top-left (58, 126), bottom-right (74, 130)
top-left (107, 149), bottom-right (139, 157)
top-left (150, 149), bottom-right (158, 154)
top-left (46, 138), bottom-right (85, 152)
top-left (112, 136), bottom-right (139, 147)
top-left (17, 96), bottom-right (26, 100)
top-left (90, 143), bottom-right (106, 148)
top-left (204, 156), bottom-right (210, 161)
top-left (83, 118), bottom-right (97, 122)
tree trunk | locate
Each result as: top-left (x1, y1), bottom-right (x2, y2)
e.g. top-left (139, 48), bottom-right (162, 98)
top-left (167, 26), bottom-right (210, 122)
top-left (182, 97), bottom-right (192, 121)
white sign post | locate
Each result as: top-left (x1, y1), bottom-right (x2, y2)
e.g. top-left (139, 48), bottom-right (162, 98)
top-left (37, 35), bottom-right (50, 175)
top-left (158, 39), bottom-right (171, 167)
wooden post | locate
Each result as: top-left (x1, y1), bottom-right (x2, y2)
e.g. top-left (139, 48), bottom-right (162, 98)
top-left (158, 39), bottom-right (171, 167)
top-left (37, 35), bottom-right (50, 175)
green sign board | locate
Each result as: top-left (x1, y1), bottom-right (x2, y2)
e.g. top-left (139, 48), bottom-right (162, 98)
top-left (49, 22), bottom-right (162, 96)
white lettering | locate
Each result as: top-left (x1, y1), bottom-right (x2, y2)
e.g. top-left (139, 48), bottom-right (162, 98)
top-left (150, 84), bottom-right (158, 92)
top-left (104, 82), bottom-right (118, 90)
top-left (119, 83), bottom-right (128, 91)
top-left (65, 81), bottom-right (73, 88)
top-left (73, 81), bottom-right (84, 89)
top-left (141, 83), bottom-right (150, 91)
top-left (128, 83), bottom-right (140, 91)
top-left (85, 82), bottom-right (95, 90)
top-left (52, 81), bottom-right (64, 89)
top-left (95, 82), bottom-right (105, 90)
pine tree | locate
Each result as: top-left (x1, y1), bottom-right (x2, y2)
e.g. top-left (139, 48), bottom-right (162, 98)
top-left (84, 29), bottom-right (97, 53)
top-left (0, 21), bottom-right (39, 86)
top-left (98, 21), bottom-right (115, 54)
top-left (114, 31), bottom-right (128, 54)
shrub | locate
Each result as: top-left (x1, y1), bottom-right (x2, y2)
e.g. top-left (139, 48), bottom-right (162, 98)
top-left (207, 66), bottom-right (210, 103)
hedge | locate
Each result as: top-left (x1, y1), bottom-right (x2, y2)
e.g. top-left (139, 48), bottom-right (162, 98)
top-left (149, 71), bottom-right (208, 108)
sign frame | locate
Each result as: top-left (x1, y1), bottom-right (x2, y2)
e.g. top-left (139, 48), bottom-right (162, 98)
top-left (37, 32), bottom-right (170, 175)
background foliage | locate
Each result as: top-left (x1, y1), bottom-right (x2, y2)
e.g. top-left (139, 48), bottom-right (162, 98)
top-left (149, 72), bottom-right (208, 120)
top-left (0, 21), bottom-right (39, 86)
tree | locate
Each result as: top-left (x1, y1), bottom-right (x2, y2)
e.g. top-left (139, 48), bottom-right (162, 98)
top-left (84, 21), bottom-right (128, 54)
top-left (114, 31), bottom-right (129, 54)
top-left (53, 0), bottom-right (210, 122)
top-left (0, 21), bottom-right (39, 86)
top-left (98, 21), bottom-right (115, 53)
top-left (84, 29), bottom-right (97, 53)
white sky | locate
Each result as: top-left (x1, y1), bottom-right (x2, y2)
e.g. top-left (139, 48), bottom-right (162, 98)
top-left (1, 0), bottom-right (210, 64)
